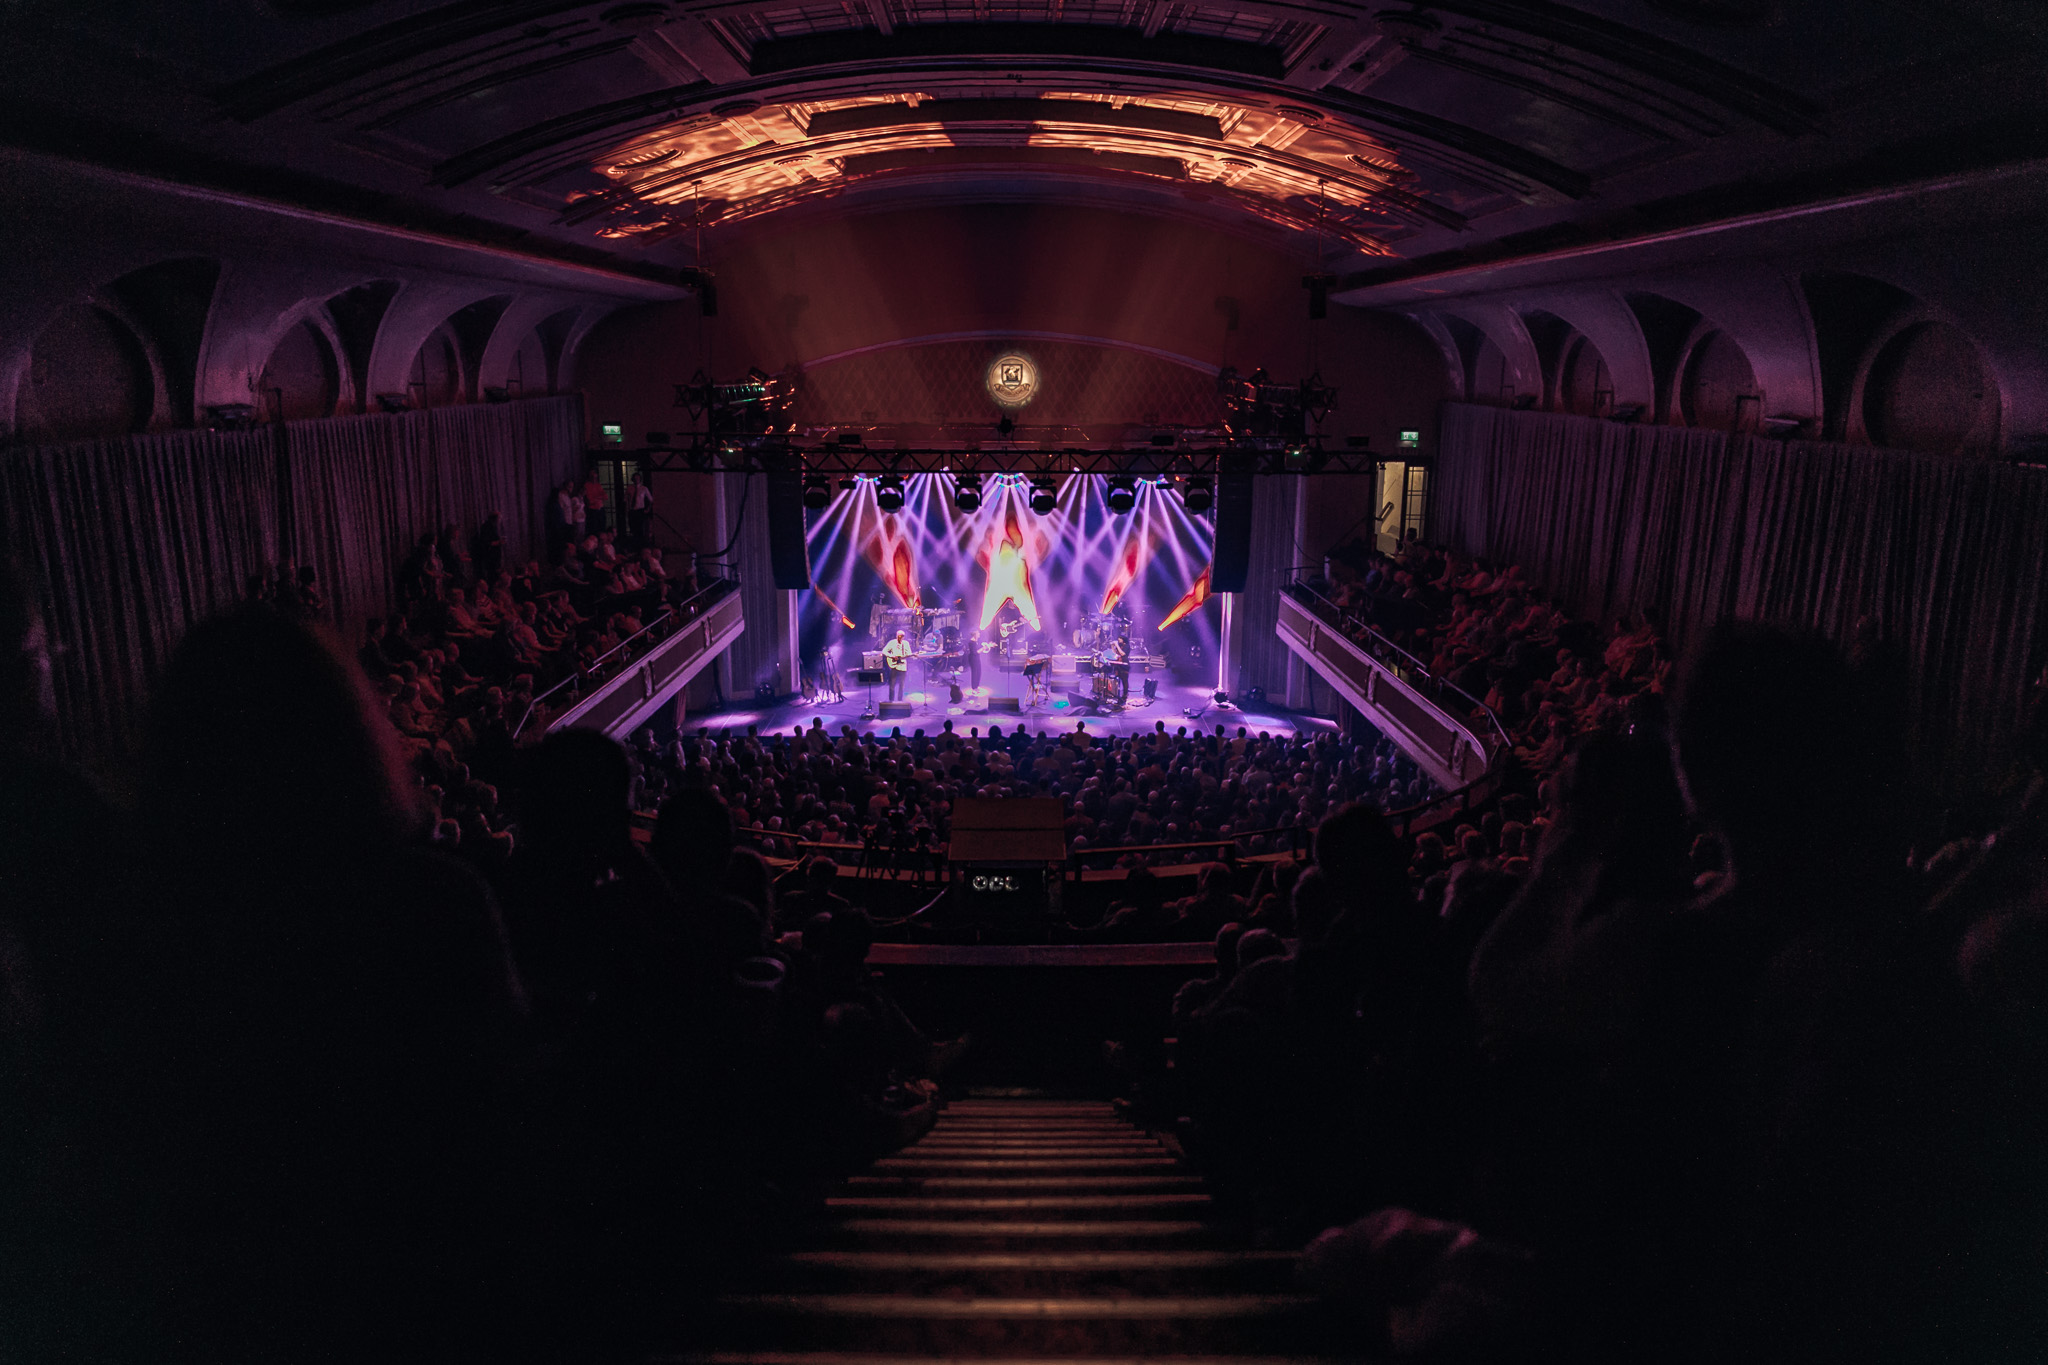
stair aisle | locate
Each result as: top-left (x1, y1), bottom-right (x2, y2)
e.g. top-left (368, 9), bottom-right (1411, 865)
top-left (667, 1097), bottom-right (1346, 1365)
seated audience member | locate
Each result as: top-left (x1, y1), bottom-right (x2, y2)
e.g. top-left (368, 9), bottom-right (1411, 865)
top-left (117, 607), bottom-right (528, 1365)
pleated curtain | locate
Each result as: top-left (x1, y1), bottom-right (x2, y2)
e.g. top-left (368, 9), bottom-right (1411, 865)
top-left (2, 395), bottom-right (584, 766)
top-left (287, 396), bottom-right (584, 631)
top-left (1234, 475), bottom-right (1301, 700)
top-left (1433, 402), bottom-right (2048, 794)
top-left (0, 428), bottom-right (281, 764)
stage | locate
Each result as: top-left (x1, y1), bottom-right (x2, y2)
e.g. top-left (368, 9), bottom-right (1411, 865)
top-left (685, 673), bottom-right (1335, 741)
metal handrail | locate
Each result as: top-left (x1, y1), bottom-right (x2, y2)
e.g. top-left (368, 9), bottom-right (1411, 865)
top-left (512, 575), bottom-right (739, 740)
top-left (1282, 572), bottom-right (1513, 760)
top-left (1280, 568), bottom-right (1517, 839)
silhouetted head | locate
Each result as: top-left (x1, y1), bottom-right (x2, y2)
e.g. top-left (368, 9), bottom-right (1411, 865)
top-left (1235, 927), bottom-right (1286, 969)
top-left (1675, 622), bottom-right (1889, 872)
top-left (1214, 920), bottom-right (1245, 974)
top-left (143, 608), bottom-right (418, 856)
top-left (1315, 801), bottom-right (1409, 909)
top-left (516, 729), bottom-right (633, 858)
top-left (651, 787), bottom-right (735, 889)
top-left (723, 846), bottom-right (776, 918)
top-left (0, 555), bottom-right (56, 751)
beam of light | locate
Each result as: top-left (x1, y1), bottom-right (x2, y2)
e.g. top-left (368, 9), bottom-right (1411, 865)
top-left (800, 472), bottom-right (1218, 675)
top-left (1158, 565), bottom-right (1212, 629)
top-left (977, 501), bottom-right (1042, 631)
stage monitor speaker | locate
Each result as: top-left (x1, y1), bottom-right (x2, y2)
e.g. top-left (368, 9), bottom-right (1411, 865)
top-left (878, 701), bottom-right (912, 719)
top-left (987, 697), bottom-right (1021, 714)
top-left (765, 461), bottom-right (810, 589)
top-left (1211, 464), bottom-right (1255, 592)
top-left (1067, 692), bottom-right (1096, 714)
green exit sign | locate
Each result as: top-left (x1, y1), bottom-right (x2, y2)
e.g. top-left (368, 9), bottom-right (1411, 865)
top-left (601, 423), bottom-right (623, 444)
top-left (1398, 429), bottom-right (1421, 449)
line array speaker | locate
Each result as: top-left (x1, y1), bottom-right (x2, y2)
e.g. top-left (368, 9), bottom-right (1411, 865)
top-left (1210, 463), bottom-right (1255, 593)
top-left (765, 463), bottom-right (810, 589)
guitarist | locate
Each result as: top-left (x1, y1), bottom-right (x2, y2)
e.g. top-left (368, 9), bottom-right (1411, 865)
top-left (881, 628), bottom-right (912, 701)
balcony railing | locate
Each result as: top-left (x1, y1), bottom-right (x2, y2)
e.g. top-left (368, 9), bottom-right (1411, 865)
top-left (1278, 571), bottom-right (1512, 837)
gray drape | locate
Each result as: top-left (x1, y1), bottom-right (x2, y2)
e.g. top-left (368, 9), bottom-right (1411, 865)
top-left (1234, 475), bottom-right (1301, 700)
top-left (1, 428), bottom-right (280, 763)
top-left (2, 396), bottom-right (585, 765)
top-left (720, 469), bottom-right (786, 696)
top-left (1433, 402), bottom-right (2048, 793)
top-left (287, 396), bottom-right (584, 632)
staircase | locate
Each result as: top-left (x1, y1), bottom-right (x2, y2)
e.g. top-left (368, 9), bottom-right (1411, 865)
top-left (676, 1097), bottom-right (1336, 1363)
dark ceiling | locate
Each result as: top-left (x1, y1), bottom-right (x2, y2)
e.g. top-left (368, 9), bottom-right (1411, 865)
top-left (4, 0), bottom-right (2044, 285)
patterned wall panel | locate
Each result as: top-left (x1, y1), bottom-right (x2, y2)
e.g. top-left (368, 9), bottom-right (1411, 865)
top-left (792, 339), bottom-right (1223, 428)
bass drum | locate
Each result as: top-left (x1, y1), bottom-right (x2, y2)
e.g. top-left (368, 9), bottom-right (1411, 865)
top-left (1072, 624), bottom-right (1095, 649)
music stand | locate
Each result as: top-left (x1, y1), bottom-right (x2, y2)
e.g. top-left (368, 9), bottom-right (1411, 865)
top-left (854, 668), bottom-right (885, 719)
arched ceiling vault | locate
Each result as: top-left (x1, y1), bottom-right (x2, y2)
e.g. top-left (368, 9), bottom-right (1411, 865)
top-left (5, 0), bottom-right (2044, 281)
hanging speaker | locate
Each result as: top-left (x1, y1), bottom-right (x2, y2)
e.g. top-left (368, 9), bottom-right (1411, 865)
top-left (1211, 461), bottom-right (1255, 592)
top-left (765, 462), bottom-right (810, 589)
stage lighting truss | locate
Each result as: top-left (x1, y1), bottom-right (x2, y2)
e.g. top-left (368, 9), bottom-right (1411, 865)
top-left (635, 440), bottom-right (1372, 477)
top-left (1104, 475), bottom-right (1138, 515)
top-left (673, 366), bottom-right (798, 438)
top-left (875, 473), bottom-right (905, 513)
top-left (1182, 475), bottom-right (1215, 514)
top-left (1217, 366), bottom-right (1338, 442)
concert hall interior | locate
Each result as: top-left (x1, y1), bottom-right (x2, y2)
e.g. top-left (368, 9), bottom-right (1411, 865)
top-left (6, 4), bottom-right (2048, 1363)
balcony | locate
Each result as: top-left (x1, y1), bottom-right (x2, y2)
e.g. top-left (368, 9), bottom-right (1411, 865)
top-left (523, 577), bottom-right (745, 742)
top-left (1276, 580), bottom-right (1505, 802)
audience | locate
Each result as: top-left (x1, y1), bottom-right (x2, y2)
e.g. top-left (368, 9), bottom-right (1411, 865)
top-left (6, 501), bottom-right (2047, 1365)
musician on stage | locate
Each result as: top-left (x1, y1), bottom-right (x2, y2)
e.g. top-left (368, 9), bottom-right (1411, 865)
top-left (817, 646), bottom-right (844, 702)
top-left (881, 628), bottom-right (912, 700)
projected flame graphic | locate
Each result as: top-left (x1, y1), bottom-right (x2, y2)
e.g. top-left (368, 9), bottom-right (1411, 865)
top-left (1158, 565), bottom-right (1213, 630)
top-left (798, 474), bottom-right (1220, 682)
top-left (977, 506), bottom-right (1042, 631)
top-left (1099, 531), bottom-right (1149, 615)
top-left (864, 524), bottom-right (920, 607)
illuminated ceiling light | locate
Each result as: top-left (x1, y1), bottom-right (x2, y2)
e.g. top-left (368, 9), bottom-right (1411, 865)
top-left (1028, 477), bottom-right (1057, 516)
top-left (876, 474), bottom-right (905, 513)
top-left (953, 475), bottom-right (982, 512)
top-left (1105, 476), bottom-right (1137, 515)
top-left (1182, 476), bottom-right (1214, 514)
top-left (802, 475), bottom-right (831, 510)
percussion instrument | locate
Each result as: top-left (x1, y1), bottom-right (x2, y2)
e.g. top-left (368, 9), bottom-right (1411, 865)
top-left (1091, 670), bottom-right (1128, 707)
top-left (1071, 625), bottom-right (1094, 648)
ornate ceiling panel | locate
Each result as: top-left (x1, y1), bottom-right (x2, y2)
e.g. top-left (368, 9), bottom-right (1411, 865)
top-left (2, 0), bottom-right (2039, 278)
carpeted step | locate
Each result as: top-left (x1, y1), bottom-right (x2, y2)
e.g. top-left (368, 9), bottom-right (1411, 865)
top-left (769, 1249), bottom-right (1303, 1296)
top-left (843, 1175), bottom-right (1204, 1196)
top-left (813, 1218), bottom-right (1226, 1252)
top-left (702, 1292), bottom-right (1332, 1355)
top-left (871, 1157), bottom-right (1183, 1176)
top-left (823, 1193), bottom-right (1213, 1222)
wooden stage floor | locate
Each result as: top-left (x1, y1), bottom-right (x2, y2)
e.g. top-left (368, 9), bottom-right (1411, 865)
top-left (682, 676), bottom-right (1335, 742)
